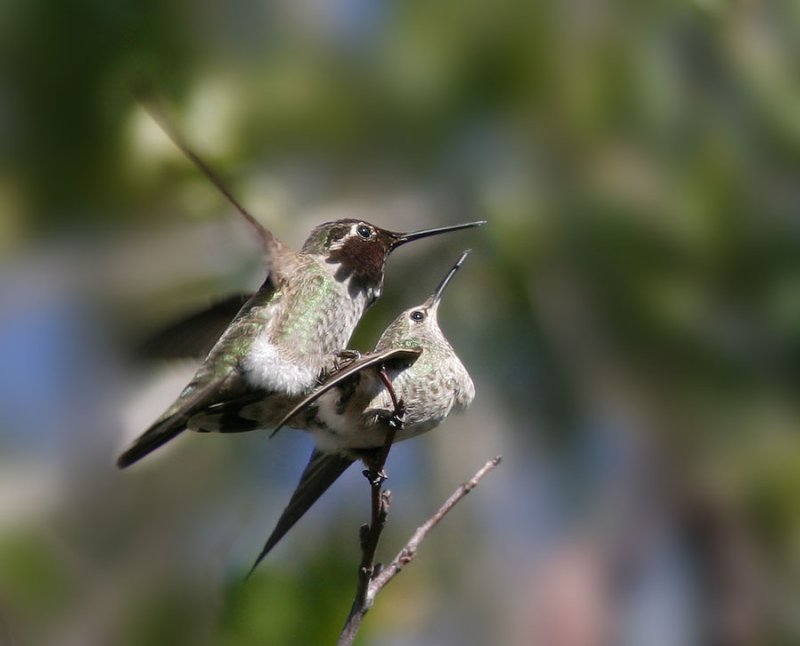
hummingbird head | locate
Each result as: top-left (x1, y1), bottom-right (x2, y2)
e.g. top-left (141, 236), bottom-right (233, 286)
top-left (377, 250), bottom-right (470, 349)
top-left (301, 220), bottom-right (483, 305)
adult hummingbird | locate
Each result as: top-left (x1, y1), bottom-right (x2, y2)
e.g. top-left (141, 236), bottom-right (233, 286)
top-left (117, 223), bottom-right (483, 468)
top-left (249, 250), bottom-right (476, 571)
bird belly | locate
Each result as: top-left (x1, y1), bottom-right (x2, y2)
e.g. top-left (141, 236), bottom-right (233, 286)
top-left (302, 358), bottom-right (474, 453)
top-left (242, 337), bottom-right (318, 395)
top-left (304, 389), bottom-right (371, 454)
top-left (305, 387), bottom-right (451, 453)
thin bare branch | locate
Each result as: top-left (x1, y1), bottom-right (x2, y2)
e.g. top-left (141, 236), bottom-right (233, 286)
top-left (370, 456), bottom-right (502, 596)
top-left (338, 455), bottom-right (502, 646)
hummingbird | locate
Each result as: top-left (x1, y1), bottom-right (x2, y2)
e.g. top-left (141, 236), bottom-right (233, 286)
top-left (248, 250), bottom-right (476, 571)
top-left (117, 223), bottom-right (484, 468)
top-left (117, 94), bottom-right (485, 467)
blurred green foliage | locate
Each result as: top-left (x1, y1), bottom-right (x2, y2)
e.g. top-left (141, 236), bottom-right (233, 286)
top-left (1, 0), bottom-right (799, 643)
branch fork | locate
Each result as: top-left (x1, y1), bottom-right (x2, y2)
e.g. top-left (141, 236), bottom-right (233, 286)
top-left (338, 452), bottom-right (502, 645)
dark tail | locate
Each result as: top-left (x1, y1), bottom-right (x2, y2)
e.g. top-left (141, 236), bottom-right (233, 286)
top-left (117, 374), bottom-right (228, 469)
top-left (116, 420), bottom-right (186, 468)
top-left (247, 449), bottom-right (353, 577)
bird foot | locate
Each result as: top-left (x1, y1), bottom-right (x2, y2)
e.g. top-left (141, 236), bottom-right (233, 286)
top-left (333, 349), bottom-right (361, 370)
top-left (362, 467), bottom-right (387, 486)
top-left (387, 399), bottom-right (406, 430)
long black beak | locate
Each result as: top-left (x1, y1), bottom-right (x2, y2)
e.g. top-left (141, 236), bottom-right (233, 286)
top-left (429, 249), bottom-right (471, 307)
top-left (390, 220), bottom-right (485, 249)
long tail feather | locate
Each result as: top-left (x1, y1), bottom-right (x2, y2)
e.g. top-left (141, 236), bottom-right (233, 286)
top-left (117, 375), bottom-right (229, 468)
top-left (116, 418), bottom-right (187, 468)
top-left (247, 449), bottom-right (353, 576)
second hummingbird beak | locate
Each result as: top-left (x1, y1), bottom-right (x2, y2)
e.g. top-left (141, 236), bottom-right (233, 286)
top-left (389, 220), bottom-right (486, 249)
top-left (427, 249), bottom-right (471, 309)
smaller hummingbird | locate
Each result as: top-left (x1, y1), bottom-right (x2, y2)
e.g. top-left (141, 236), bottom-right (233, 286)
top-left (249, 250), bottom-right (476, 571)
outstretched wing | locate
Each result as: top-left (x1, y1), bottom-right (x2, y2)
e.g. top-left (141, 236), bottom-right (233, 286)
top-left (248, 449), bottom-right (354, 575)
top-left (272, 347), bottom-right (423, 434)
top-left (137, 293), bottom-right (253, 360)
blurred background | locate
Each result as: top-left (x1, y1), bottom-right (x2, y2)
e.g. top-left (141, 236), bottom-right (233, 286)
top-left (1, 0), bottom-right (799, 644)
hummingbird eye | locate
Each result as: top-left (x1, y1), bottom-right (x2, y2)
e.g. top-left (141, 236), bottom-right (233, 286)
top-left (410, 310), bottom-right (425, 322)
top-left (356, 224), bottom-right (373, 239)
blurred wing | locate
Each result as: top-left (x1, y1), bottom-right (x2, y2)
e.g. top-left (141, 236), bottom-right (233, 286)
top-left (247, 449), bottom-right (354, 575)
top-left (137, 293), bottom-right (253, 360)
top-left (272, 347), bottom-right (423, 434)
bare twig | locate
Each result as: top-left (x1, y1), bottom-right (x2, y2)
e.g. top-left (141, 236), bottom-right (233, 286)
top-left (338, 455), bottom-right (502, 646)
top-left (371, 456), bottom-right (502, 593)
